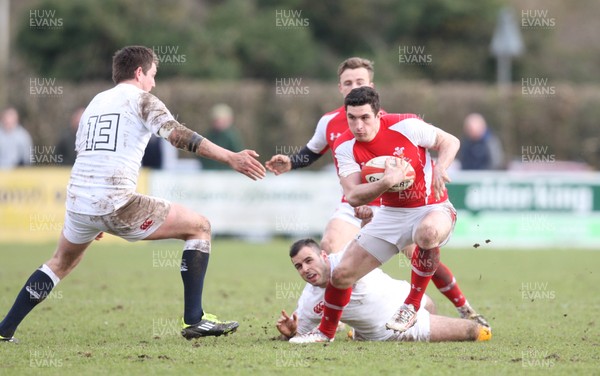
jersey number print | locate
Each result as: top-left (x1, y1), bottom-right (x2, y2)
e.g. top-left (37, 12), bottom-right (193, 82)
top-left (84, 113), bottom-right (120, 152)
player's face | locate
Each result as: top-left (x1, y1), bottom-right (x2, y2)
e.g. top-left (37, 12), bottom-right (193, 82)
top-left (138, 63), bottom-right (157, 92)
top-left (346, 104), bottom-right (381, 142)
top-left (338, 68), bottom-right (373, 98)
top-left (291, 247), bottom-right (329, 288)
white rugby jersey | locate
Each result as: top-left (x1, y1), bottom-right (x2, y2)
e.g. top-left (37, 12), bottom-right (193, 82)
top-left (294, 251), bottom-right (425, 341)
top-left (67, 83), bottom-right (175, 215)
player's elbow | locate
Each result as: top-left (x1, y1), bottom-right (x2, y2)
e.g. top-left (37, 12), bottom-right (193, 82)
top-left (448, 134), bottom-right (460, 153)
top-left (344, 192), bottom-right (368, 208)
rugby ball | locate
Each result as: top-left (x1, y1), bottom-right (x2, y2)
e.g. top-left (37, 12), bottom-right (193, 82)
top-left (361, 156), bottom-right (415, 192)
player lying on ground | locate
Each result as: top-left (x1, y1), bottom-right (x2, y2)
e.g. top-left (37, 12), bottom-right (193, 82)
top-left (265, 58), bottom-right (488, 327)
top-left (276, 239), bottom-right (491, 342)
top-left (0, 45), bottom-right (266, 344)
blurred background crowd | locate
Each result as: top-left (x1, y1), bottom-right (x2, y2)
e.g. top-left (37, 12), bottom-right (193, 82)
top-left (1, 0), bottom-right (598, 171)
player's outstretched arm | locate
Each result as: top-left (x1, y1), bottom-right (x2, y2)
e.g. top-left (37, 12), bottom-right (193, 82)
top-left (158, 121), bottom-right (265, 180)
top-left (198, 139), bottom-right (266, 180)
top-left (265, 146), bottom-right (323, 175)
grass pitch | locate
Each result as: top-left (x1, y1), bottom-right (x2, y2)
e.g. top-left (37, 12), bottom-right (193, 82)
top-left (0, 238), bottom-right (598, 375)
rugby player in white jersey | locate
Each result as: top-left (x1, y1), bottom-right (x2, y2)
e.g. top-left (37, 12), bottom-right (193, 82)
top-left (0, 46), bottom-right (265, 343)
top-left (276, 239), bottom-right (491, 343)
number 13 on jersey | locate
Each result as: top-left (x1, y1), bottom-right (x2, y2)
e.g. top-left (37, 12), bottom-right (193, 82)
top-left (84, 113), bottom-right (120, 152)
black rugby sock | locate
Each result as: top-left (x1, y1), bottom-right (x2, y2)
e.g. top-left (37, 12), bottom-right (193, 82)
top-left (181, 246), bottom-right (210, 325)
top-left (0, 266), bottom-right (58, 337)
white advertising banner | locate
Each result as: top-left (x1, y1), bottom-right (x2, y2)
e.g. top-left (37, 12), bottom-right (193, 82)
top-left (148, 170), bottom-right (342, 238)
top-left (149, 170), bottom-right (600, 249)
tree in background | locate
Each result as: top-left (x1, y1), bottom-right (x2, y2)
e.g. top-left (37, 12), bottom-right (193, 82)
top-left (17, 0), bottom-right (505, 82)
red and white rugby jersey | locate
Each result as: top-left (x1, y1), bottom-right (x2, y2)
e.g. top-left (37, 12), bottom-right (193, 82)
top-left (305, 106), bottom-right (348, 155)
top-left (307, 106), bottom-right (384, 206)
top-left (334, 114), bottom-right (448, 208)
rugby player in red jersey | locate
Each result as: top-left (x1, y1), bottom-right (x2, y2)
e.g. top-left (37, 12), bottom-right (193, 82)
top-left (266, 57), bottom-right (379, 253)
top-left (291, 86), bottom-right (489, 343)
top-left (266, 59), bottom-right (489, 335)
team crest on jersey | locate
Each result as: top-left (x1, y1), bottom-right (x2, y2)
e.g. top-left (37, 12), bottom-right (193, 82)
top-left (393, 147), bottom-right (405, 157)
top-left (313, 301), bottom-right (324, 315)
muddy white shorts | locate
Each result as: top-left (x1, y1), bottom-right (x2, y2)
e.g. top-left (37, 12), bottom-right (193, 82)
top-left (63, 193), bottom-right (171, 244)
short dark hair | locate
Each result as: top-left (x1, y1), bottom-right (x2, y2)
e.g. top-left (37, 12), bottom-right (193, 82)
top-left (112, 46), bottom-right (159, 84)
top-left (289, 238), bottom-right (321, 258)
top-left (344, 86), bottom-right (380, 114)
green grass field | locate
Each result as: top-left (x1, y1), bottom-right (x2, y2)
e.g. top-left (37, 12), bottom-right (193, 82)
top-left (0, 238), bottom-right (598, 375)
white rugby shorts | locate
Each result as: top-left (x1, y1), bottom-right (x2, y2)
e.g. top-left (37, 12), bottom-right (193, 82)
top-left (356, 201), bottom-right (457, 264)
top-left (330, 201), bottom-right (380, 227)
top-left (386, 307), bottom-right (431, 342)
top-left (63, 193), bottom-right (171, 244)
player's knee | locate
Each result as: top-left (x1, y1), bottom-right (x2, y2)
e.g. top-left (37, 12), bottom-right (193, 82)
top-left (191, 214), bottom-right (211, 237)
top-left (331, 267), bottom-right (353, 289)
top-left (414, 224), bottom-right (440, 250)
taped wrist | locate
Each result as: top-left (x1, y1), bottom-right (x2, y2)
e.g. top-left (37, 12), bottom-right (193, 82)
top-left (290, 146), bottom-right (322, 169)
top-left (158, 121), bottom-right (205, 153)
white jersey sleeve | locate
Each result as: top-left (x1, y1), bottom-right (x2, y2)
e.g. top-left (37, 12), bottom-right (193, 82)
top-left (389, 118), bottom-right (437, 148)
top-left (294, 284), bottom-right (323, 335)
top-left (334, 138), bottom-right (360, 178)
top-left (306, 112), bottom-right (339, 154)
top-left (138, 92), bottom-right (177, 136)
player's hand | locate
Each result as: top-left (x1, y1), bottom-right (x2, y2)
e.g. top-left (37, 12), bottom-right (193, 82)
top-left (265, 154), bottom-right (292, 175)
top-left (276, 309), bottom-right (298, 338)
top-left (354, 205), bottom-right (373, 220)
top-left (382, 157), bottom-right (407, 190)
top-left (354, 206), bottom-right (374, 227)
top-left (230, 149), bottom-right (266, 180)
top-left (432, 164), bottom-right (451, 200)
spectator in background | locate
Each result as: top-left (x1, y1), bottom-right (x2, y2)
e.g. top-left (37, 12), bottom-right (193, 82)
top-left (0, 107), bottom-right (33, 169)
top-left (459, 113), bottom-right (505, 170)
top-left (55, 107), bottom-right (85, 166)
top-left (198, 104), bottom-right (244, 170)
